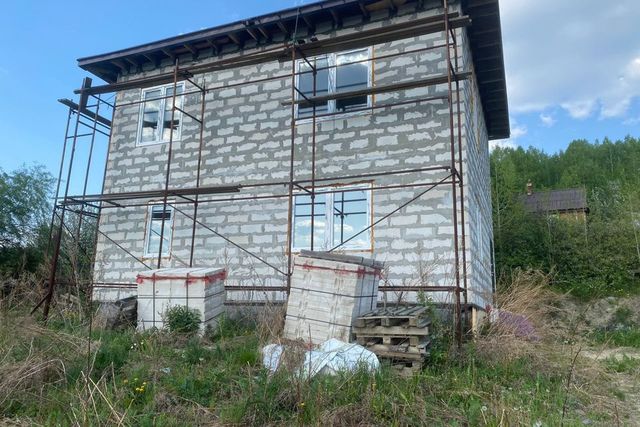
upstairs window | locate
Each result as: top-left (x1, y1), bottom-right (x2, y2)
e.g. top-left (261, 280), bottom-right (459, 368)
top-left (138, 84), bottom-right (184, 145)
top-left (296, 48), bottom-right (371, 119)
top-left (293, 186), bottom-right (371, 251)
top-left (144, 204), bottom-right (174, 257)
top-left (298, 56), bottom-right (330, 118)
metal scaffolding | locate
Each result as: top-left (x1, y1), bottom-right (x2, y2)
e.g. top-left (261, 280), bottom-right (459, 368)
top-left (37, 1), bottom-right (470, 344)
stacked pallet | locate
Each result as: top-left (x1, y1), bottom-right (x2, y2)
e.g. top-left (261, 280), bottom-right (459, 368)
top-left (283, 251), bottom-right (384, 345)
top-left (353, 306), bottom-right (430, 376)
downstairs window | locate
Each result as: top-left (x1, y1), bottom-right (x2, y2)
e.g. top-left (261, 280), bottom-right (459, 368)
top-left (293, 186), bottom-right (371, 251)
top-left (144, 204), bottom-right (174, 257)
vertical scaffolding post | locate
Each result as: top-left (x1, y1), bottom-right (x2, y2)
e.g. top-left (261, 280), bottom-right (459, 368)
top-left (189, 76), bottom-right (207, 267)
top-left (443, 0), bottom-right (463, 347)
top-left (451, 23), bottom-right (469, 326)
top-left (157, 60), bottom-right (180, 269)
top-left (286, 45), bottom-right (297, 292)
top-left (46, 108), bottom-right (73, 258)
top-left (41, 78), bottom-right (92, 320)
top-left (87, 95), bottom-right (115, 373)
top-left (310, 53), bottom-right (318, 251)
top-left (75, 93), bottom-right (102, 260)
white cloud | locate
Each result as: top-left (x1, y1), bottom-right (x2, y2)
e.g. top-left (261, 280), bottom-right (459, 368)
top-left (539, 113), bottom-right (556, 127)
top-left (501, 0), bottom-right (640, 120)
top-left (510, 125), bottom-right (527, 139)
top-left (560, 100), bottom-right (596, 119)
top-left (489, 139), bottom-right (517, 150)
top-left (490, 119), bottom-right (526, 151)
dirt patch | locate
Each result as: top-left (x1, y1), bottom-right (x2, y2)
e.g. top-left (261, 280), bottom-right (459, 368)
top-left (581, 347), bottom-right (640, 361)
top-left (547, 294), bottom-right (640, 341)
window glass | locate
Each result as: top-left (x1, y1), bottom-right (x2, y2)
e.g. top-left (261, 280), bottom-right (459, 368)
top-left (138, 84), bottom-right (183, 145)
top-left (293, 193), bottom-right (327, 249)
top-left (140, 89), bottom-right (162, 143)
top-left (298, 56), bottom-right (329, 118)
top-left (293, 187), bottom-right (370, 250)
top-left (146, 204), bottom-right (173, 256)
top-left (296, 49), bottom-right (371, 119)
top-left (332, 189), bottom-right (369, 247)
top-left (335, 50), bottom-right (369, 112)
top-left (162, 85), bottom-right (183, 142)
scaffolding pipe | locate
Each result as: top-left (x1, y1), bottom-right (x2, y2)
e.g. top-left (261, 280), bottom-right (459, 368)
top-left (189, 77), bottom-right (207, 267)
top-left (156, 61), bottom-right (180, 269)
top-left (443, 0), bottom-right (463, 347)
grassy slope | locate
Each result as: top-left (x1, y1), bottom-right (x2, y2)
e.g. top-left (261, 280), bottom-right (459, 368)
top-left (0, 309), bottom-right (632, 426)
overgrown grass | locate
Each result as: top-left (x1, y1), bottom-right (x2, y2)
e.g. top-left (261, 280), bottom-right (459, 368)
top-left (589, 305), bottom-right (640, 348)
top-left (591, 327), bottom-right (640, 348)
top-left (603, 355), bottom-right (640, 374)
top-left (0, 270), bottom-right (634, 425)
top-left (0, 307), bottom-right (629, 426)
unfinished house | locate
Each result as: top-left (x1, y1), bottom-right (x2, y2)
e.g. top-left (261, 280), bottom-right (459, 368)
top-left (43, 0), bottom-right (509, 331)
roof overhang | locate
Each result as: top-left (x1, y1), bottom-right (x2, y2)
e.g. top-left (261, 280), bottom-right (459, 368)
top-left (77, 0), bottom-right (509, 139)
top-left (463, 0), bottom-right (509, 139)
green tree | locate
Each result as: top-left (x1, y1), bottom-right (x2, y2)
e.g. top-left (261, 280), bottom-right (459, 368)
top-left (490, 137), bottom-right (640, 298)
top-left (0, 165), bottom-right (54, 275)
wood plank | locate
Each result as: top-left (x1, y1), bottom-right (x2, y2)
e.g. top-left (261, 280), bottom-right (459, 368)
top-left (356, 335), bottom-right (428, 346)
top-left (354, 316), bottom-right (430, 328)
top-left (365, 346), bottom-right (427, 361)
top-left (353, 324), bottom-right (430, 336)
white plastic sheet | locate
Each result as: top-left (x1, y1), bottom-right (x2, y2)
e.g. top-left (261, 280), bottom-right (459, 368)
top-left (261, 338), bottom-right (379, 378)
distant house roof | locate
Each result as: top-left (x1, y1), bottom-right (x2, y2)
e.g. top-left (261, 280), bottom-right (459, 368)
top-left (521, 188), bottom-right (589, 214)
top-left (76, 0), bottom-right (509, 140)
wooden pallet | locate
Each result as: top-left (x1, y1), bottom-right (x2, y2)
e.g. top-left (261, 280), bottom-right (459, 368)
top-left (353, 306), bottom-right (431, 376)
top-left (354, 306), bottom-right (429, 328)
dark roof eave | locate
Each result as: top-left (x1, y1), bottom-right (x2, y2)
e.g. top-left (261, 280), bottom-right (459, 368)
top-left (77, 0), bottom-right (360, 66)
top-left (76, 0), bottom-right (510, 138)
top-left (464, 0), bottom-right (509, 140)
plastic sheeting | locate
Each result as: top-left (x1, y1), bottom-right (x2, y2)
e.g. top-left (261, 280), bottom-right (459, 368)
top-left (261, 338), bottom-right (379, 378)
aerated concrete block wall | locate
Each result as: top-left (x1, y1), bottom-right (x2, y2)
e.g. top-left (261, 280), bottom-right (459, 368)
top-left (93, 0), bottom-right (495, 310)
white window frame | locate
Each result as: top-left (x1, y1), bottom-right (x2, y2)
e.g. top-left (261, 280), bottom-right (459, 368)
top-left (295, 47), bottom-right (373, 122)
top-left (136, 83), bottom-right (184, 146)
top-left (143, 202), bottom-right (175, 258)
top-left (292, 184), bottom-right (372, 251)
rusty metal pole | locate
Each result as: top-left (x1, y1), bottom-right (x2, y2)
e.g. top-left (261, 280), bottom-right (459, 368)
top-left (452, 25), bottom-right (469, 328)
top-left (310, 58), bottom-right (317, 251)
top-left (189, 78), bottom-right (207, 267)
top-left (443, 0), bottom-right (463, 347)
top-left (42, 80), bottom-right (87, 319)
top-left (75, 96), bottom-right (101, 256)
top-left (46, 108), bottom-right (72, 258)
top-left (157, 60), bottom-right (180, 269)
top-left (87, 95), bottom-right (114, 373)
top-left (286, 45), bottom-right (297, 292)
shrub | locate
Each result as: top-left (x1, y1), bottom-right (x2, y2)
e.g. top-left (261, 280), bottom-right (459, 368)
top-left (163, 305), bottom-right (201, 335)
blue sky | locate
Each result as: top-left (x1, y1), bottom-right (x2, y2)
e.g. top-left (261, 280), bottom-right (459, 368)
top-left (0, 0), bottom-right (639, 182)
